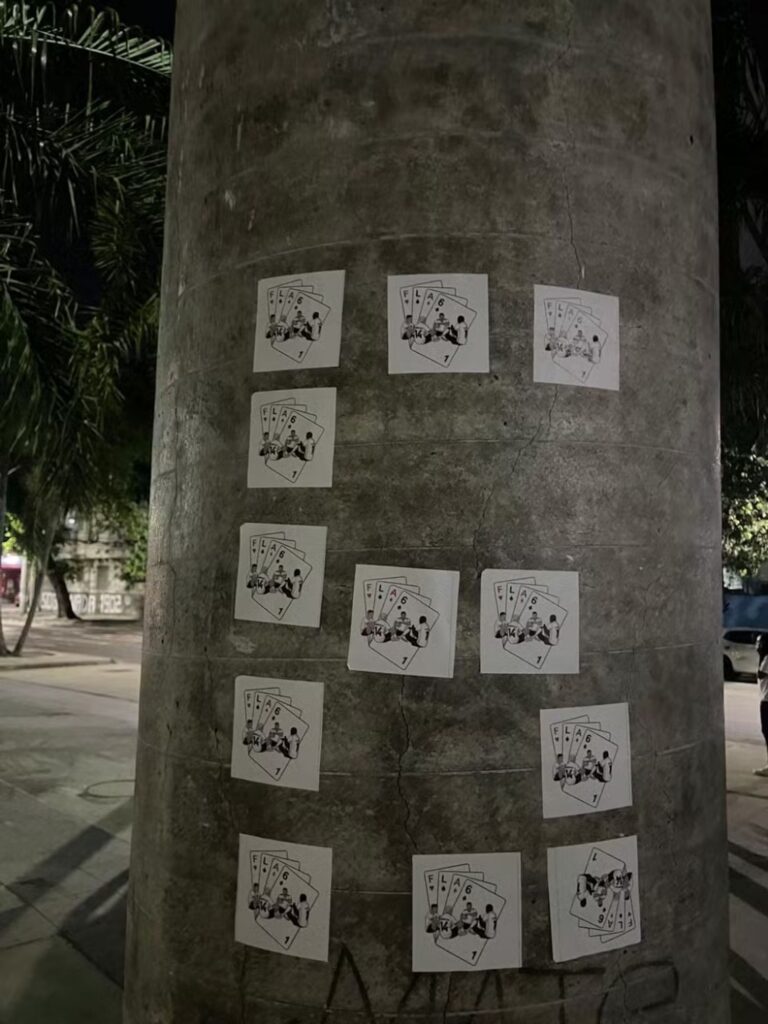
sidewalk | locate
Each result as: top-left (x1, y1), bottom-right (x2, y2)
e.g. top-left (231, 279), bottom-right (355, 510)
top-left (726, 682), bottom-right (768, 1022)
top-left (0, 662), bottom-right (138, 1024)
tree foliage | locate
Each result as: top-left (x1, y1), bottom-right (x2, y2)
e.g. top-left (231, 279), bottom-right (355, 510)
top-left (0, 2), bottom-right (170, 651)
top-left (715, 0), bottom-right (768, 576)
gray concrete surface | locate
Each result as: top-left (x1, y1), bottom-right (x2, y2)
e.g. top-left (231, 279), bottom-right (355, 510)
top-left (126, 2), bottom-right (727, 1021)
top-left (0, 664), bottom-right (138, 1024)
top-left (0, 607), bottom-right (143, 666)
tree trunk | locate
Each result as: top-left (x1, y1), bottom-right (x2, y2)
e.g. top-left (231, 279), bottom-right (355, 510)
top-left (125, 3), bottom-right (729, 1022)
top-left (12, 516), bottom-right (57, 656)
top-left (0, 461), bottom-right (9, 656)
top-left (47, 559), bottom-right (81, 620)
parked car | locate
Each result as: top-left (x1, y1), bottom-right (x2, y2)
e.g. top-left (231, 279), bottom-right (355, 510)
top-left (723, 628), bottom-right (762, 679)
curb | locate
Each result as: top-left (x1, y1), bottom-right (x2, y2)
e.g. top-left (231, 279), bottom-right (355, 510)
top-left (0, 656), bottom-right (115, 672)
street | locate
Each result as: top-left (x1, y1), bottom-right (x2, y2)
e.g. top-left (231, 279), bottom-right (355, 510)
top-left (0, 626), bottom-right (766, 1021)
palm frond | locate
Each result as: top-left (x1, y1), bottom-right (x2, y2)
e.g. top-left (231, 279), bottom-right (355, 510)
top-left (0, 212), bottom-right (79, 450)
top-left (0, 3), bottom-right (171, 124)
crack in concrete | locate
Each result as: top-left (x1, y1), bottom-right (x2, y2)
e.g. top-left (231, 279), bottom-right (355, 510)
top-left (238, 946), bottom-right (248, 1024)
top-left (472, 478), bottom-right (498, 580)
top-left (551, 0), bottom-right (586, 287)
top-left (442, 974), bottom-right (454, 1024)
top-left (396, 676), bottom-right (419, 852)
top-left (563, 175), bottom-right (586, 286)
top-left (472, 394), bottom-right (558, 577)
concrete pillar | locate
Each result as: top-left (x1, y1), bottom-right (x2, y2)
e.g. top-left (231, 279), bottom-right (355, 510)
top-left (125, 2), bottom-right (728, 1021)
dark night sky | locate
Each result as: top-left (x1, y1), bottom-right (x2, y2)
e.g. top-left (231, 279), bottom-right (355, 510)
top-left (109, 0), bottom-right (175, 41)
top-left (52, 0), bottom-right (176, 42)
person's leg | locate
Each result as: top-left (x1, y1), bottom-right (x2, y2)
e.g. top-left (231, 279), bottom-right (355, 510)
top-left (755, 702), bottom-right (768, 775)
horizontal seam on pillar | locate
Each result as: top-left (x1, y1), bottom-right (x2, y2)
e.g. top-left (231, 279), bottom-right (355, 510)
top-left (135, 743), bottom-right (538, 775)
top-left (331, 888), bottom-right (410, 895)
top-left (134, 745), bottom-right (710, 774)
top-left (332, 438), bottom-right (699, 457)
top-left (174, 235), bottom-right (718, 301)
top-left (216, 132), bottom-right (708, 197)
top-left (146, 436), bottom-right (712, 468)
top-left (227, 984), bottom-right (609, 1018)
top-left (315, 31), bottom-right (684, 89)
top-left (321, 767), bottom-right (535, 777)
top-left (143, 641), bottom-right (713, 660)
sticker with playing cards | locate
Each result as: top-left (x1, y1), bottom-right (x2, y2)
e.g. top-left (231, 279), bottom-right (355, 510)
top-left (540, 703), bottom-right (632, 818)
top-left (388, 274), bottom-right (489, 374)
top-left (480, 569), bottom-right (579, 674)
top-left (413, 852), bottom-right (522, 972)
top-left (533, 284), bottom-right (619, 391)
top-left (234, 523), bottom-right (327, 628)
top-left (235, 833), bottom-right (332, 961)
top-left (348, 564), bottom-right (460, 678)
top-left (254, 270), bottom-right (345, 372)
top-left (248, 388), bottom-right (337, 489)
top-left (547, 836), bottom-right (641, 962)
top-left (231, 675), bottom-right (324, 792)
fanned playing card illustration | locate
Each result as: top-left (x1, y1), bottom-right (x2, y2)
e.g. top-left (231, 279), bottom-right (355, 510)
top-left (235, 833), bottom-right (332, 961)
top-left (388, 274), bottom-right (489, 374)
top-left (481, 569), bottom-right (579, 674)
top-left (540, 703), bottom-right (632, 818)
top-left (248, 388), bottom-right (337, 488)
top-left (254, 271), bottom-right (345, 372)
top-left (348, 564), bottom-right (460, 678)
top-left (533, 284), bottom-right (619, 391)
top-left (231, 675), bottom-right (324, 792)
top-left (413, 853), bottom-right (522, 972)
top-left (547, 836), bottom-right (641, 962)
top-left (234, 523), bottom-right (327, 628)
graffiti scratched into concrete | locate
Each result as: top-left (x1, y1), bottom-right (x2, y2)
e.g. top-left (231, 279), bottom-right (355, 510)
top-left (319, 943), bottom-right (678, 1022)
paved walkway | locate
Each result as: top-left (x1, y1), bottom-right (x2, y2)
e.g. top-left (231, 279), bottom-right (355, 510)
top-left (0, 663), bottom-right (137, 1023)
top-left (0, 667), bottom-right (765, 1022)
top-left (726, 682), bottom-right (768, 1022)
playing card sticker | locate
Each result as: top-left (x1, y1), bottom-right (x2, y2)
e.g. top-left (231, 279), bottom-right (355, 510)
top-left (235, 833), bottom-right (332, 962)
top-left (547, 835), bottom-right (641, 962)
top-left (254, 270), bottom-right (345, 372)
top-left (540, 703), bottom-right (632, 818)
top-left (248, 388), bottom-right (337, 489)
top-left (234, 523), bottom-right (327, 628)
top-left (412, 852), bottom-right (522, 972)
top-left (231, 675), bottom-right (324, 792)
top-left (533, 285), bottom-right (619, 391)
top-left (480, 569), bottom-right (579, 674)
top-left (388, 274), bottom-right (489, 374)
top-left (347, 564), bottom-right (460, 678)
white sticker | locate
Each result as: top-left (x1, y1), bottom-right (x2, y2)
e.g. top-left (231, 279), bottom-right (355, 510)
top-left (231, 675), bottom-right (324, 792)
top-left (234, 523), bottom-right (327, 629)
top-left (254, 270), bottom-right (345, 372)
top-left (480, 569), bottom-right (579, 674)
top-left (533, 284), bottom-right (619, 391)
top-left (540, 703), bottom-right (632, 819)
top-left (247, 387), bottom-right (337, 489)
top-left (388, 274), bottom-right (489, 374)
top-left (235, 833), bottom-right (332, 962)
top-left (547, 835), bottom-right (641, 962)
top-left (412, 852), bottom-right (522, 972)
top-left (347, 563), bottom-right (460, 679)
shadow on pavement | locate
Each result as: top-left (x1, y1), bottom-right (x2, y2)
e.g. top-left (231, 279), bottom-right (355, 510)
top-left (730, 839), bottom-right (768, 1022)
top-left (0, 800), bottom-right (131, 1022)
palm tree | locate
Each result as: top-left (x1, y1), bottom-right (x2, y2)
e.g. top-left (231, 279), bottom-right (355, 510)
top-left (0, 2), bottom-right (171, 653)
